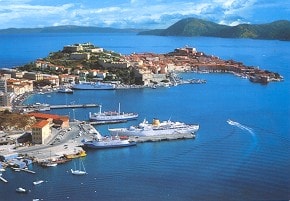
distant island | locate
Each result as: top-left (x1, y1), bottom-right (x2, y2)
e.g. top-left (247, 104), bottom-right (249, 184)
top-left (0, 25), bottom-right (146, 34)
top-left (139, 18), bottom-right (290, 41)
top-left (1, 18), bottom-right (290, 41)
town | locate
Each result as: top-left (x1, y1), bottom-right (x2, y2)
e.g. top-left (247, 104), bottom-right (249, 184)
top-left (0, 43), bottom-right (283, 179)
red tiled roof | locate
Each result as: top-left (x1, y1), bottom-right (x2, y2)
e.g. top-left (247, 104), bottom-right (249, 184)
top-left (28, 112), bottom-right (69, 121)
top-left (32, 120), bottom-right (49, 128)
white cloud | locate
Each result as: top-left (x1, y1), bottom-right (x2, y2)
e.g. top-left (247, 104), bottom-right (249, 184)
top-left (0, 0), bottom-right (288, 29)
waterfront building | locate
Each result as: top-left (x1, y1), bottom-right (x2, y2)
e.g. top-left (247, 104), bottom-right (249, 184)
top-left (31, 120), bottom-right (51, 144)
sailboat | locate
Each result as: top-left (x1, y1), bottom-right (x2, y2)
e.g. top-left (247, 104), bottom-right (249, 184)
top-left (71, 159), bottom-right (87, 175)
top-left (40, 150), bottom-right (57, 167)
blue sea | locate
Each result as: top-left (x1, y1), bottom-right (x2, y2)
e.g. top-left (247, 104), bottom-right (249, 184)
top-left (0, 33), bottom-right (289, 201)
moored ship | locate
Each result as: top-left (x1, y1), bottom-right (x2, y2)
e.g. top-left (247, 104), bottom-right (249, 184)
top-left (108, 118), bottom-right (199, 137)
top-left (82, 129), bottom-right (136, 149)
top-left (89, 103), bottom-right (138, 122)
top-left (72, 81), bottom-right (115, 90)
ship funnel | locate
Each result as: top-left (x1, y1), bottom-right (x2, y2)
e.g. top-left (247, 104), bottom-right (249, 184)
top-left (152, 118), bottom-right (160, 126)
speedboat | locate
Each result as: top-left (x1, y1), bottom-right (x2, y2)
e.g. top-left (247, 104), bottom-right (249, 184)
top-left (33, 180), bottom-right (44, 185)
top-left (16, 187), bottom-right (28, 193)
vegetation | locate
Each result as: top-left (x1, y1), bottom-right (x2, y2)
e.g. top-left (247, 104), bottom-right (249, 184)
top-left (0, 111), bottom-right (36, 131)
top-left (139, 18), bottom-right (290, 41)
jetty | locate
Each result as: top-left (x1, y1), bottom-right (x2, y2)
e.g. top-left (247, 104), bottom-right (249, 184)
top-left (12, 167), bottom-right (36, 174)
top-left (15, 103), bottom-right (99, 112)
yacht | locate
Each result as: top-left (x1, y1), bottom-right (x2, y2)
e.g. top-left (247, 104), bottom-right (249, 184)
top-left (71, 159), bottom-right (87, 175)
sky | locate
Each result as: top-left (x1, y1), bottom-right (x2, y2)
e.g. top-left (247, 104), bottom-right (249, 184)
top-left (0, 0), bottom-right (289, 29)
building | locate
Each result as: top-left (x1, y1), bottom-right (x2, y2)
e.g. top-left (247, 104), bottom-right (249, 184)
top-left (0, 91), bottom-right (11, 107)
top-left (31, 120), bottom-right (50, 144)
top-left (28, 113), bottom-right (70, 129)
top-left (70, 52), bottom-right (90, 60)
top-left (63, 44), bottom-right (83, 53)
top-left (7, 79), bottom-right (33, 95)
top-left (23, 72), bottom-right (44, 81)
top-left (0, 78), bottom-right (7, 92)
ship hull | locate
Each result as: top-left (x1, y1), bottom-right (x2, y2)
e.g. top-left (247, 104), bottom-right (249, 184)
top-left (83, 140), bottom-right (136, 149)
top-left (89, 114), bottom-right (138, 122)
top-left (72, 82), bottom-right (115, 90)
top-left (109, 123), bottom-right (199, 137)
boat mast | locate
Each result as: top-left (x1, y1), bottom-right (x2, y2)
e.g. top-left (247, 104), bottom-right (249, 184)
top-left (118, 103), bottom-right (121, 115)
top-left (99, 105), bottom-right (102, 114)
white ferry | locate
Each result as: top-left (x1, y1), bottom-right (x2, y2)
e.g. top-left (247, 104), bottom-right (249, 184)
top-left (108, 118), bottom-right (199, 137)
top-left (89, 103), bottom-right (138, 122)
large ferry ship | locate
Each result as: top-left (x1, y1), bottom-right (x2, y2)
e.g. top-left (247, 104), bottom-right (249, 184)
top-left (72, 81), bottom-right (115, 90)
top-left (108, 118), bottom-right (199, 137)
top-left (89, 103), bottom-right (138, 122)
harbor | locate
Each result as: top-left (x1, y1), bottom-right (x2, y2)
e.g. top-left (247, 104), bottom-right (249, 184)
top-left (0, 119), bottom-right (199, 172)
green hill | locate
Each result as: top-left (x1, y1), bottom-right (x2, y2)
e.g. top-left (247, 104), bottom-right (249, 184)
top-left (139, 18), bottom-right (290, 41)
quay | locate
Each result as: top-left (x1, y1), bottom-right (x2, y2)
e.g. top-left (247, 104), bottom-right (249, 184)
top-left (89, 120), bottom-right (127, 125)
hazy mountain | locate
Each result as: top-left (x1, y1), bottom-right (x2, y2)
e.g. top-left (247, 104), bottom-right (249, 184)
top-left (139, 18), bottom-right (290, 41)
top-left (0, 25), bottom-right (146, 34)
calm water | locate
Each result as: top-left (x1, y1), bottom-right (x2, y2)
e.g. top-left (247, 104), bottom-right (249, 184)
top-left (0, 33), bottom-right (289, 201)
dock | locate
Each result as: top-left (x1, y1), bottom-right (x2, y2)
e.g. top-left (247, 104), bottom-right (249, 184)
top-left (89, 120), bottom-right (127, 125)
top-left (12, 167), bottom-right (36, 174)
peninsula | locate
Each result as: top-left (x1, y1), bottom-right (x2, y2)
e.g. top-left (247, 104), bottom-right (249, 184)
top-left (2, 42), bottom-right (284, 87)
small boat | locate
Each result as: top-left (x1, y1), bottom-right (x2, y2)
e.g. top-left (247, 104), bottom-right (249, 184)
top-left (16, 187), bottom-right (28, 193)
top-left (64, 150), bottom-right (87, 159)
top-left (71, 159), bottom-right (87, 175)
top-left (41, 161), bottom-right (57, 167)
top-left (58, 87), bottom-right (73, 93)
top-left (33, 180), bottom-right (44, 185)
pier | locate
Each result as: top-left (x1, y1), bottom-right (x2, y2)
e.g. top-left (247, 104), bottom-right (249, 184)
top-left (12, 167), bottom-right (36, 174)
top-left (16, 103), bottom-right (99, 112)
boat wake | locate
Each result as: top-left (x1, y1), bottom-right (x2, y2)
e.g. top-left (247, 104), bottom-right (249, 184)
top-left (227, 119), bottom-right (254, 135)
